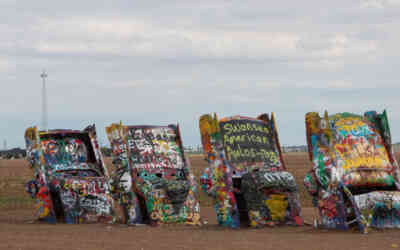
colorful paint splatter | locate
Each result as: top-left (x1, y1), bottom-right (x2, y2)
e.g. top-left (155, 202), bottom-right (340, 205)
top-left (304, 110), bottom-right (400, 232)
top-left (106, 123), bottom-right (201, 226)
top-left (24, 125), bottom-right (115, 223)
top-left (199, 113), bottom-right (303, 228)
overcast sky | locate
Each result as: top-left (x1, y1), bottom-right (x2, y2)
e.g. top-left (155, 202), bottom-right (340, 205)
top-left (2, 0), bottom-right (400, 148)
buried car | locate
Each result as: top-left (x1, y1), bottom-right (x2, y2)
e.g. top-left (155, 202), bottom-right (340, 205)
top-left (199, 113), bottom-right (303, 228)
top-left (304, 110), bottom-right (400, 233)
top-left (106, 123), bottom-right (201, 226)
top-left (24, 125), bottom-right (115, 223)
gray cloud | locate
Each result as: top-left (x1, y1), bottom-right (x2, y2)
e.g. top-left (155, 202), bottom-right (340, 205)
top-left (1, 0), bottom-right (400, 148)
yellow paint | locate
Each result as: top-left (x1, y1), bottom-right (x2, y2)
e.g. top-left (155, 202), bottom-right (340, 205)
top-left (199, 115), bottom-right (213, 154)
top-left (25, 127), bottom-right (38, 141)
top-left (335, 140), bottom-right (390, 170)
top-left (106, 123), bottom-right (126, 140)
top-left (199, 113), bottom-right (219, 135)
top-left (199, 115), bottom-right (212, 134)
top-left (192, 213), bottom-right (201, 224)
top-left (214, 168), bottom-right (223, 179)
top-left (217, 190), bottom-right (226, 197)
top-left (38, 205), bottom-right (50, 219)
top-left (305, 112), bottom-right (321, 134)
top-left (323, 111), bottom-right (331, 139)
top-left (211, 113), bottom-right (220, 134)
top-left (265, 194), bottom-right (288, 221)
top-left (153, 140), bottom-right (170, 151)
top-left (249, 210), bottom-right (261, 227)
top-left (335, 117), bottom-right (365, 132)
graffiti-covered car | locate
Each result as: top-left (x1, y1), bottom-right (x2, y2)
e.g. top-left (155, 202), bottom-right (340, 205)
top-left (24, 125), bottom-right (115, 223)
top-left (199, 113), bottom-right (303, 228)
top-left (304, 110), bottom-right (400, 233)
top-left (106, 123), bottom-right (201, 226)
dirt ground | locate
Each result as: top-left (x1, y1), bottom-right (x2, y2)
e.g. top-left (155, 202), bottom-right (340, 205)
top-left (1, 154), bottom-right (400, 250)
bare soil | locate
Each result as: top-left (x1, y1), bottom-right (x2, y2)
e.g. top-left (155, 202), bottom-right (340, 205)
top-left (1, 154), bottom-right (400, 250)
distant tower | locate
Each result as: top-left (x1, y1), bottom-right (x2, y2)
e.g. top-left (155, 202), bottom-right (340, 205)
top-left (40, 70), bottom-right (48, 131)
top-left (3, 139), bottom-right (6, 150)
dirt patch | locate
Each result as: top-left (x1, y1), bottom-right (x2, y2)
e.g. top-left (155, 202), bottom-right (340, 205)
top-left (1, 207), bottom-right (400, 250)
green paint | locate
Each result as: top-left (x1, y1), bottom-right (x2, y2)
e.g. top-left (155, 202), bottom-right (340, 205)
top-left (385, 175), bottom-right (394, 186)
top-left (317, 153), bottom-right (329, 189)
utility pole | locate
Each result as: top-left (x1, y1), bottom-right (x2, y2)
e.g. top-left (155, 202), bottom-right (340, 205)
top-left (40, 70), bottom-right (48, 131)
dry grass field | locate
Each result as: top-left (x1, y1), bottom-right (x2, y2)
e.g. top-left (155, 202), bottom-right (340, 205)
top-left (0, 153), bottom-right (313, 210)
top-left (1, 153), bottom-right (400, 250)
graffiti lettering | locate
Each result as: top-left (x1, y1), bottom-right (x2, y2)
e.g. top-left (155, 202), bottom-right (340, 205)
top-left (220, 119), bottom-right (277, 165)
top-left (223, 122), bottom-right (269, 135)
top-left (225, 145), bottom-right (278, 163)
top-left (333, 122), bottom-right (390, 171)
top-left (127, 127), bottom-right (184, 169)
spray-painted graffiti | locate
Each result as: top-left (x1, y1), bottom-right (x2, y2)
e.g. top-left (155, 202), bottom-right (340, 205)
top-left (220, 119), bottom-right (281, 170)
top-left (126, 127), bottom-right (185, 169)
top-left (41, 138), bottom-right (88, 166)
top-left (199, 113), bottom-right (303, 228)
top-left (355, 191), bottom-right (400, 228)
top-left (24, 125), bottom-right (115, 224)
top-left (106, 123), bottom-right (201, 226)
top-left (304, 110), bottom-right (400, 233)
